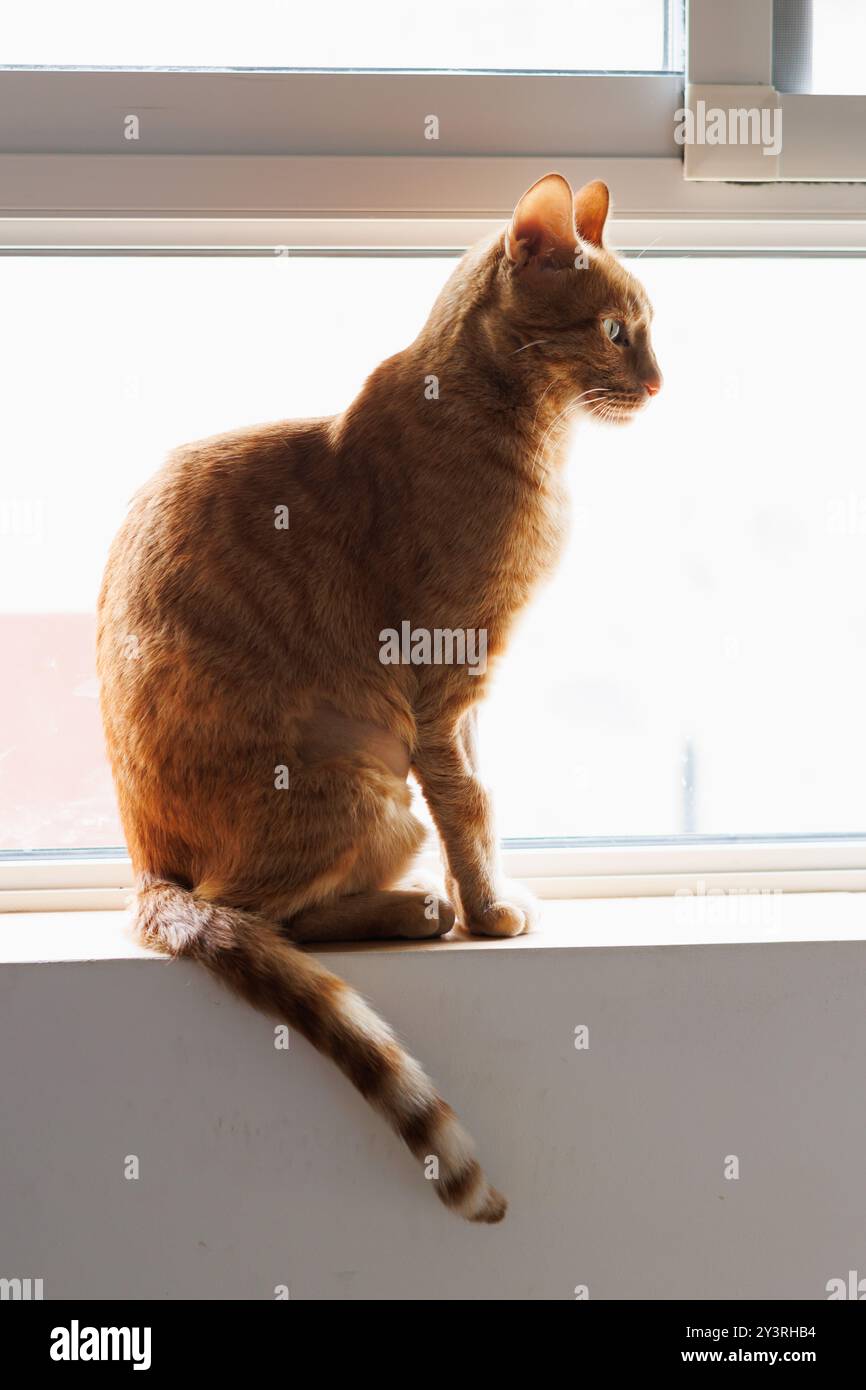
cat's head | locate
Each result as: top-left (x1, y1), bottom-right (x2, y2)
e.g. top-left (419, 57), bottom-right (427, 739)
top-left (493, 173), bottom-right (662, 423)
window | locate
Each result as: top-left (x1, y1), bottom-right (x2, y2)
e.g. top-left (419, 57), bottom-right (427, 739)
top-left (2, 0), bottom-right (679, 72)
top-left (686, 0), bottom-right (866, 179)
top-left (488, 254), bottom-right (866, 840)
top-left (2, 250), bottom-right (865, 863)
top-left (2, 0), bottom-right (866, 906)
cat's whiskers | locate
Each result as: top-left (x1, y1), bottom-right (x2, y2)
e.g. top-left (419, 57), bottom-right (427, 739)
top-left (531, 380), bottom-right (558, 432)
top-left (632, 231), bottom-right (665, 262)
top-left (530, 388), bottom-right (615, 481)
top-left (511, 338), bottom-right (552, 355)
top-left (530, 403), bottom-right (574, 480)
top-left (588, 396), bottom-right (629, 424)
top-left (573, 388), bottom-right (613, 403)
top-left (529, 377), bottom-right (611, 440)
top-left (530, 398), bottom-right (590, 483)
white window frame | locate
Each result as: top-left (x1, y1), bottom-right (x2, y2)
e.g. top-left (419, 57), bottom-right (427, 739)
top-left (2, 52), bottom-right (866, 252)
top-left (2, 11), bottom-right (866, 907)
top-left (3, 838), bottom-right (866, 912)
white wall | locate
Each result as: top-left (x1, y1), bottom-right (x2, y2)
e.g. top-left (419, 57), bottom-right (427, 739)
top-left (2, 908), bottom-right (865, 1300)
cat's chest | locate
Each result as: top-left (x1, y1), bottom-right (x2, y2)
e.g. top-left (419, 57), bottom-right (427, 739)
top-left (432, 478), bottom-right (569, 624)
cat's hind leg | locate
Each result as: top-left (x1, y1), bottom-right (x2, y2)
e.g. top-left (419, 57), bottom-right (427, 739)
top-left (284, 888), bottom-right (454, 943)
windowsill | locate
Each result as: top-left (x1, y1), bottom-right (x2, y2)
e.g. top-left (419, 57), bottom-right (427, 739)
top-left (1, 891), bottom-right (865, 965)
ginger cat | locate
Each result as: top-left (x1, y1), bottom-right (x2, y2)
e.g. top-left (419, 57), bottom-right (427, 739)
top-left (97, 174), bottom-right (661, 1223)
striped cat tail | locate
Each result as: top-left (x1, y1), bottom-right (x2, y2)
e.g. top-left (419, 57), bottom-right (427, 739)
top-left (132, 879), bottom-right (507, 1223)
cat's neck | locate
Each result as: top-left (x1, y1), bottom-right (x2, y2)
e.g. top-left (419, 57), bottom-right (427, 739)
top-left (336, 265), bottom-right (577, 490)
top-left (326, 267), bottom-right (573, 630)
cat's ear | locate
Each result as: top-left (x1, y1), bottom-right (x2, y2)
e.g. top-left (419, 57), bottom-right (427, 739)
top-left (505, 173), bottom-right (576, 269)
top-left (573, 180), bottom-right (610, 248)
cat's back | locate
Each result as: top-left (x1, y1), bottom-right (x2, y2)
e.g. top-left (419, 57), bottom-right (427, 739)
top-left (100, 415), bottom-right (339, 614)
top-left (122, 414), bottom-right (334, 549)
top-left (95, 412), bottom-right (376, 715)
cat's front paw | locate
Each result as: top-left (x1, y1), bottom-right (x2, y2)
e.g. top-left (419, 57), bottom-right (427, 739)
top-left (465, 882), bottom-right (539, 938)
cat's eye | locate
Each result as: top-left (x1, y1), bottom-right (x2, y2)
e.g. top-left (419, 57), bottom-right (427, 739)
top-left (603, 317), bottom-right (624, 343)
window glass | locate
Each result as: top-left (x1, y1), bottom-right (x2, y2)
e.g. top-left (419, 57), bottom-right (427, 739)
top-left (2, 0), bottom-right (676, 72)
top-left (1, 252), bottom-right (863, 851)
top-left (807, 0), bottom-right (866, 93)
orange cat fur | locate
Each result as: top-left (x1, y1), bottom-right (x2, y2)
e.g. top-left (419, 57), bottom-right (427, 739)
top-left (97, 174), bottom-right (661, 1222)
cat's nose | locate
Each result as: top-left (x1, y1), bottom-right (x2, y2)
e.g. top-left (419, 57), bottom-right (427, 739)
top-left (643, 375), bottom-right (662, 397)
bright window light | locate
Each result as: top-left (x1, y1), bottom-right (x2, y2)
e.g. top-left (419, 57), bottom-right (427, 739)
top-left (0, 252), bottom-right (864, 851)
top-left (1, 0), bottom-right (675, 72)
top-left (811, 0), bottom-right (866, 93)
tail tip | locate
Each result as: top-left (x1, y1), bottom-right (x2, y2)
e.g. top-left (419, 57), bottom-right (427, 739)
top-left (469, 1185), bottom-right (508, 1224)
